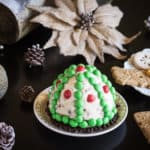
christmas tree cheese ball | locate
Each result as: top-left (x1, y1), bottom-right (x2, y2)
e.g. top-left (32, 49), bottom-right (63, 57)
top-left (48, 64), bottom-right (117, 129)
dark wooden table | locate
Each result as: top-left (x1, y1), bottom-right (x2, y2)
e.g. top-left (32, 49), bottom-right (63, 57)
top-left (0, 0), bottom-right (150, 149)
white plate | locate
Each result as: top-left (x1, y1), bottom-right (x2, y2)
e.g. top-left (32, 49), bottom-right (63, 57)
top-left (33, 87), bottom-right (128, 137)
top-left (124, 48), bottom-right (150, 97)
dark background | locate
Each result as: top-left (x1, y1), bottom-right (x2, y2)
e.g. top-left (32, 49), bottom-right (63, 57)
top-left (0, 0), bottom-right (150, 149)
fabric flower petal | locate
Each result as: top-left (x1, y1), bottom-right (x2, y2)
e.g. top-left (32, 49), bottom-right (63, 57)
top-left (31, 13), bottom-right (72, 31)
top-left (57, 30), bottom-right (79, 54)
top-left (27, 5), bottom-right (51, 13)
top-left (94, 4), bottom-right (123, 28)
top-left (92, 24), bottom-right (139, 51)
top-left (77, 0), bottom-right (85, 15)
top-left (72, 29), bottom-right (88, 46)
top-left (57, 30), bottom-right (95, 64)
top-left (87, 34), bottom-right (104, 63)
top-left (103, 45), bottom-right (126, 60)
top-left (57, 30), bottom-right (72, 53)
top-left (44, 31), bottom-right (59, 49)
top-left (72, 29), bottom-right (82, 45)
top-left (47, 7), bottom-right (78, 26)
top-left (45, 8), bottom-right (77, 26)
top-left (29, 5), bottom-right (77, 26)
top-left (77, 0), bottom-right (98, 15)
top-left (83, 46), bottom-right (96, 65)
top-left (84, 0), bottom-right (98, 14)
top-left (90, 26), bottom-right (105, 40)
top-left (80, 30), bottom-right (89, 41)
top-left (55, 0), bottom-right (76, 12)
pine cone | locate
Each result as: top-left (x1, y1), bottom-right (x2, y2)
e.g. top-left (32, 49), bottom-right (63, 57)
top-left (19, 85), bottom-right (35, 103)
top-left (0, 122), bottom-right (15, 150)
top-left (144, 16), bottom-right (150, 31)
top-left (24, 44), bottom-right (45, 67)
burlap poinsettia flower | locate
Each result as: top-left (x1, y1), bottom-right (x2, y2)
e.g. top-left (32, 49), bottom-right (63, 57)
top-left (29, 0), bottom-right (139, 64)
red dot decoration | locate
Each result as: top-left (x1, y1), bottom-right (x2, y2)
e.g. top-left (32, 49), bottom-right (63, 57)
top-left (103, 85), bottom-right (109, 93)
top-left (76, 65), bottom-right (85, 72)
top-left (56, 80), bottom-right (61, 87)
top-left (87, 94), bottom-right (95, 103)
top-left (64, 89), bottom-right (72, 99)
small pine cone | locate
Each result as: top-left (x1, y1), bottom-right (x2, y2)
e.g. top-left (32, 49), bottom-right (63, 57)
top-left (0, 122), bottom-right (15, 150)
top-left (24, 44), bottom-right (45, 67)
top-left (144, 16), bottom-right (150, 31)
top-left (19, 85), bottom-right (35, 103)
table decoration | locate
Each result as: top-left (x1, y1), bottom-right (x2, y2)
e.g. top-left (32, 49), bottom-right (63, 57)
top-left (144, 16), bottom-right (150, 32)
top-left (0, 122), bottom-right (15, 150)
top-left (0, 65), bottom-right (8, 100)
top-left (28, 0), bottom-right (140, 64)
top-left (19, 85), bottom-right (35, 103)
top-left (24, 44), bottom-right (45, 67)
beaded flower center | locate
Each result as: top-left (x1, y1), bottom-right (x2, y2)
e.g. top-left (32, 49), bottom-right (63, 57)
top-left (80, 12), bottom-right (95, 30)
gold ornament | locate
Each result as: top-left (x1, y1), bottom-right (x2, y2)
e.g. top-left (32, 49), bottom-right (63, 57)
top-left (145, 69), bottom-right (150, 77)
top-left (28, 0), bottom-right (140, 64)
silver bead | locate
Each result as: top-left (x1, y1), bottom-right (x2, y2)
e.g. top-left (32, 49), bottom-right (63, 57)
top-left (0, 45), bottom-right (4, 50)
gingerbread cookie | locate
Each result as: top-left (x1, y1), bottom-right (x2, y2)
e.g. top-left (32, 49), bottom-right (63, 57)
top-left (132, 50), bottom-right (150, 70)
top-left (111, 66), bottom-right (150, 88)
top-left (134, 111), bottom-right (150, 144)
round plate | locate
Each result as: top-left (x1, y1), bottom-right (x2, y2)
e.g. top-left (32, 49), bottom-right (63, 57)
top-left (33, 87), bottom-right (128, 137)
top-left (124, 49), bottom-right (150, 97)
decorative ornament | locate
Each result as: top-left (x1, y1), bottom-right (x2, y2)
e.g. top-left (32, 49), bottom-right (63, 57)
top-left (24, 44), bottom-right (45, 67)
top-left (19, 85), bottom-right (35, 103)
top-left (0, 45), bottom-right (4, 49)
top-left (0, 64), bottom-right (8, 100)
top-left (144, 16), bottom-right (150, 31)
top-left (29, 0), bottom-right (140, 65)
top-left (145, 69), bottom-right (150, 77)
top-left (0, 122), bottom-right (15, 150)
top-left (0, 45), bottom-right (4, 56)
